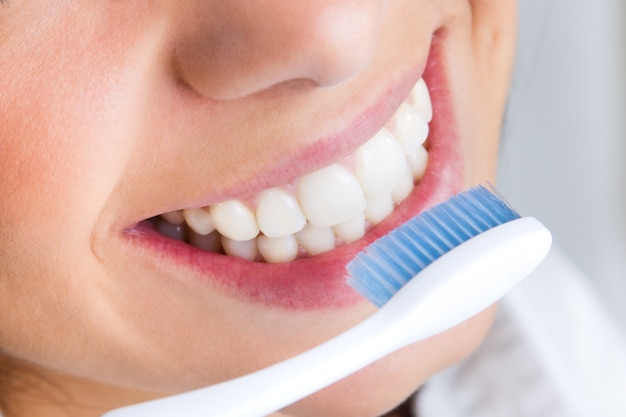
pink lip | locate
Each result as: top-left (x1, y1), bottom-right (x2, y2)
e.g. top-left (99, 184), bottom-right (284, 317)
top-left (122, 37), bottom-right (463, 311)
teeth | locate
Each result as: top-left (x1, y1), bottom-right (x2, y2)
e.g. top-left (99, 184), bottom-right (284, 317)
top-left (157, 78), bottom-right (433, 261)
top-left (258, 234), bottom-right (299, 263)
top-left (156, 218), bottom-right (187, 241)
top-left (210, 200), bottom-right (260, 241)
top-left (221, 237), bottom-right (259, 261)
top-left (188, 230), bottom-right (222, 252)
top-left (354, 128), bottom-right (409, 198)
top-left (161, 210), bottom-right (185, 225)
top-left (406, 145), bottom-right (429, 181)
top-left (256, 188), bottom-right (306, 238)
top-left (365, 194), bottom-right (394, 225)
top-left (297, 164), bottom-right (366, 228)
top-left (411, 78), bottom-right (433, 122)
top-left (332, 213), bottom-right (366, 244)
top-left (183, 207), bottom-right (215, 235)
top-left (295, 223), bottom-right (337, 255)
top-left (393, 103), bottom-right (429, 154)
top-left (391, 164), bottom-right (414, 203)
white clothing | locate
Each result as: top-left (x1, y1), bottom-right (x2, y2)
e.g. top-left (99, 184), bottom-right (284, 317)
top-left (416, 248), bottom-right (626, 416)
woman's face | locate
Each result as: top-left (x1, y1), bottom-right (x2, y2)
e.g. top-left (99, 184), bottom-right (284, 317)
top-left (0, 1), bottom-right (516, 416)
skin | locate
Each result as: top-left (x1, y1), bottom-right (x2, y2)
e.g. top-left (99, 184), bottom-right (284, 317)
top-left (0, 1), bottom-right (516, 416)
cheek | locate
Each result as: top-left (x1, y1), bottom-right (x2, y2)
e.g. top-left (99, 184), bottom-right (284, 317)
top-left (0, 63), bottom-right (114, 358)
top-left (0, 3), bottom-right (162, 252)
top-left (0, 2), bottom-right (156, 354)
top-left (440, 1), bottom-right (516, 186)
top-left (0, 75), bottom-right (128, 282)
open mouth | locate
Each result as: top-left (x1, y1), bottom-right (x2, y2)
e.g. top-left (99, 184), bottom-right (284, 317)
top-left (148, 79), bottom-right (433, 263)
top-left (120, 39), bottom-right (462, 309)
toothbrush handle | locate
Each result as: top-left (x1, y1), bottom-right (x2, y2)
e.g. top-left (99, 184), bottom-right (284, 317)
top-left (103, 312), bottom-right (408, 417)
top-left (103, 217), bottom-right (551, 417)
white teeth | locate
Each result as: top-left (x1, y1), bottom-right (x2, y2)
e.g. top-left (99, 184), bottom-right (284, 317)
top-left (295, 223), bottom-right (336, 255)
top-left (183, 207), bottom-right (216, 235)
top-left (161, 210), bottom-right (185, 225)
top-left (297, 164), bottom-right (366, 228)
top-left (391, 164), bottom-right (414, 203)
top-left (258, 234), bottom-right (299, 263)
top-left (210, 200), bottom-right (260, 241)
top-left (332, 213), bottom-right (366, 244)
top-left (365, 194), bottom-right (394, 225)
top-left (355, 128), bottom-right (409, 198)
top-left (221, 237), bottom-right (259, 261)
top-left (256, 188), bottom-right (306, 238)
top-left (160, 77), bottom-right (433, 262)
top-left (411, 78), bottom-right (433, 123)
top-left (393, 102), bottom-right (429, 154)
top-left (406, 145), bottom-right (429, 181)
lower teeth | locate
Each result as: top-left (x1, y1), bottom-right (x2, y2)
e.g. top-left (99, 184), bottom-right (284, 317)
top-left (153, 214), bottom-right (369, 262)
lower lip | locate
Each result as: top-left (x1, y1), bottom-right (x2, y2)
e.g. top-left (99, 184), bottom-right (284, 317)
top-left (123, 41), bottom-right (463, 311)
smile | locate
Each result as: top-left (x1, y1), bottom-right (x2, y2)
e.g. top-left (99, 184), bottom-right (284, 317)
top-left (121, 39), bottom-right (463, 309)
top-left (152, 79), bottom-right (433, 263)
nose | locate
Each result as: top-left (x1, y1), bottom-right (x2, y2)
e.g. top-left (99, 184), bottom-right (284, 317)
top-left (171, 1), bottom-right (385, 99)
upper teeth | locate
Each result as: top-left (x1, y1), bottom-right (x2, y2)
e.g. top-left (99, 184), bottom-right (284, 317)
top-left (298, 164), bottom-right (367, 229)
top-left (156, 78), bottom-right (432, 262)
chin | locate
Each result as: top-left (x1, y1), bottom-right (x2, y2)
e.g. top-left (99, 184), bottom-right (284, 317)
top-left (280, 306), bottom-right (496, 417)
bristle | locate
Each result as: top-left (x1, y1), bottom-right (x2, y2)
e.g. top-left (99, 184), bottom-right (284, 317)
top-left (346, 185), bottom-right (521, 307)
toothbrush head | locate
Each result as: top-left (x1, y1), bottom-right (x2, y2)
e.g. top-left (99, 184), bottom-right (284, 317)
top-left (346, 185), bottom-right (522, 307)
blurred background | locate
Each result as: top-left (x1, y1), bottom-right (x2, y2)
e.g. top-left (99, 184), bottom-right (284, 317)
top-left (498, 0), bottom-right (626, 328)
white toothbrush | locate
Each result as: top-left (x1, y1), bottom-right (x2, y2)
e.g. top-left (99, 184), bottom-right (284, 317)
top-left (103, 186), bottom-right (551, 417)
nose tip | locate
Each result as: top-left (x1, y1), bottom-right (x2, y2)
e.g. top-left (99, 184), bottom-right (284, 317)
top-left (173, 1), bottom-right (384, 100)
top-left (305, 4), bottom-right (381, 87)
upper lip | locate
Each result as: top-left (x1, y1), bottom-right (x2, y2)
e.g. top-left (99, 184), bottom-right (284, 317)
top-left (119, 62), bottom-right (426, 231)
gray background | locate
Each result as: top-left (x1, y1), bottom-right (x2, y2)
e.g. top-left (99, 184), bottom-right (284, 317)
top-left (498, 0), bottom-right (626, 328)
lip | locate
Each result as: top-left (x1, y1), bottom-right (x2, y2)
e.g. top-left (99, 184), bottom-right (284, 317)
top-left (120, 36), bottom-right (463, 311)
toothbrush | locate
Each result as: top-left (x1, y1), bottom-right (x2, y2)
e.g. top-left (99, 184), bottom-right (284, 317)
top-left (103, 185), bottom-right (551, 417)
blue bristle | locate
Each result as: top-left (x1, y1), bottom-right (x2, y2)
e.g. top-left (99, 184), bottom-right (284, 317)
top-left (346, 185), bottom-right (521, 307)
